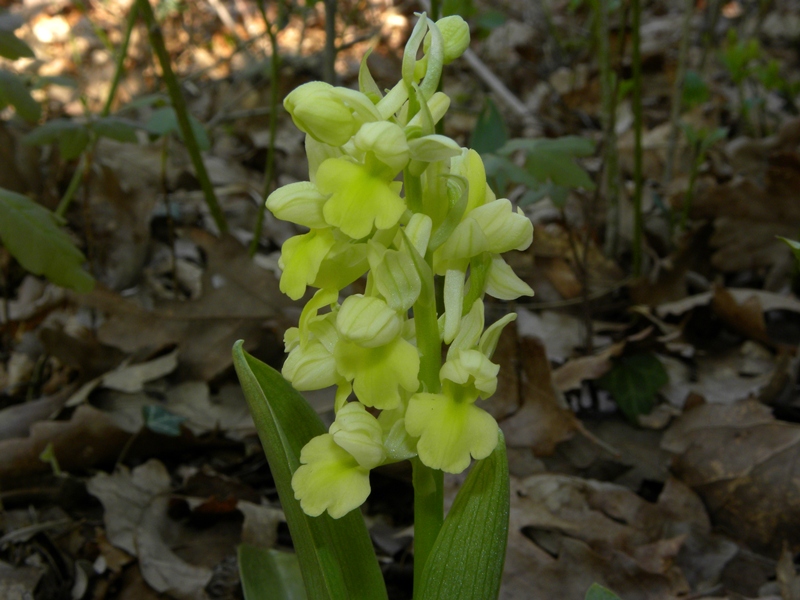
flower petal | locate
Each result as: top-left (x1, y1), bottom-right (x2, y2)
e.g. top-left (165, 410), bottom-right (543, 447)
top-left (334, 337), bottom-right (420, 409)
top-left (318, 158), bottom-right (406, 239)
top-left (292, 434), bottom-right (371, 518)
top-left (405, 392), bottom-right (499, 473)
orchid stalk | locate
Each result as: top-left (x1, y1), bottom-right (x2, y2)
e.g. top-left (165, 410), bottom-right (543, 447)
top-left (237, 13), bottom-right (533, 599)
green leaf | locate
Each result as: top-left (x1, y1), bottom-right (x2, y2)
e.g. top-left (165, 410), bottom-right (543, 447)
top-left (32, 75), bottom-right (78, 90)
top-left (145, 106), bottom-right (211, 151)
top-left (778, 236), bottom-right (800, 267)
top-left (0, 188), bottom-right (94, 293)
top-left (23, 118), bottom-right (89, 159)
top-left (470, 98), bottom-right (507, 155)
top-left (585, 583), bottom-right (622, 600)
top-left (239, 545), bottom-right (307, 600)
top-left (418, 431), bottom-right (509, 600)
top-left (0, 70), bottom-right (41, 122)
top-left (93, 116), bottom-right (140, 143)
top-left (475, 10), bottom-right (506, 32)
top-left (231, 343), bottom-right (387, 600)
top-left (498, 136), bottom-right (595, 190)
top-left (682, 70), bottom-right (709, 109)
top-left (597, 353), bottom-right (668, 422)
top-left (0, 30), bottom-right (34, 60)
top-left (500, 136), bottom-right (594, 157)
top-left (142, 405), bottom-right (186, 437)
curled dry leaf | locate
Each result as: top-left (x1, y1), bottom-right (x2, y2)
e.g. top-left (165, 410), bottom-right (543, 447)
top-left (501, 475), bottom-right (731, 600)
top-left (0, 404), bottom-right (129, 483)
top-left (499, 336), bottom-right (578, 455)
top-left (662, 401), bottom-right (800, 557)
top-left (87, 460), bottom-right (213, 600)
top-left (72, 229), bottom-right (292, 380)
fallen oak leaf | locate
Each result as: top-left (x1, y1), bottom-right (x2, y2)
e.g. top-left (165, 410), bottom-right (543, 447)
top-left (0, 404), bottom-right (130, 483)
top-left (87, 460), bottom-right (213, 600)
top-left (662, 400), bottom-right (800, 557)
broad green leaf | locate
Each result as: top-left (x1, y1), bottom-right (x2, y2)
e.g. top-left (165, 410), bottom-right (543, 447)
top-left (526, 150), bottom-right (595, 189)
top-left (93, 116), bottom-right (140, 143)
top-left (443, 0), bottom-right (474, 18)
top-left (0, 70), bottom-right (40, 122)
top-left (497, 136), bottom-right (595, 191)
top-left (142, 405), bottom-right (186, 437)
top-left (145, 106), bottom-right (211, 150)
top-left (778, 236), bottom-right (800, 266)
top-left (119, 93), bottom-right (169, 112)
top-left (239, 545), bottom-right (307, 600)
top-left (470, 98), bottom-right (507, 155)
top-left (0, 30), bottom-right (34, 60)
top-left (475, 10), bottom-right (506, 31)
top-left (585, 583), bottom-right (622, 600)
top-left (23, 119), bottom-right (83, 146)
top-left (682, 70), bottom-right (709, 109)
top-left (418, 431), bottom-right (509, 600)
top-left (0, 188), bottom-right (94, 293)
top-left (23, 118), bottom-right (89, 159)
top-left (500, 136), bottom-right (594, 157)
top-left (597, 353), bottom-right (668, 422)
top-left (32, 75), bottom-right (77, 90)
top-left (231, 343), bottom-right (387, 600)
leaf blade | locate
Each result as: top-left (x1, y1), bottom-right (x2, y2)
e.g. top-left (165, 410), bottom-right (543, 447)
top-left (231, 343), bottom-right (387, 600)
top-left (238, 545), bottom-right (307, 600)
top-left (0, 187), bottom-right (94, 293)
top-left (418, 431), bottom-right (510, 600)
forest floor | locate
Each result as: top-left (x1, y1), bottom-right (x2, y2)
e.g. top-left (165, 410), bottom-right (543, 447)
top-left (2, 0), bottom-right (800, 599)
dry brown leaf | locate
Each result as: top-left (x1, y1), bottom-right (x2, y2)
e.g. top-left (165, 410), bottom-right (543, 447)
top-left (0, 560), bottom-right (44, 600)
top-left (501, 475), bottom-right (722, 600)
top-left (710, 285), bottom-right (772, 347)
top-left (87, 460), bottom-right (213, 600)
top-left (500, 336), bottom-right (578, 455)
top-left (0, 404), bottom-right (130, 483)
top-left (551, 342), bottom-right (626, 392)
top-left (73, 229), bottom-right (291, 380)
top-left (662, 401), bottom-right (800, 557)
top-left (101, 349), bottom-right (179, 394)
top-left (656, 288), bottom-right (800, 318)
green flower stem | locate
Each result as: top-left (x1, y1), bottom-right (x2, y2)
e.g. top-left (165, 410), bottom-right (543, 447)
top-left (404, 167), bottom-right (423, 213)
top-left (409, 168), bottom-right (444, 595)
top-left (56, 2), bottom-right (139, 219)
top-left (412, 457), bottom-right (443, 599)
top-left (137, 0), bottom-right (228, 234)
top-left (250, 1), bottom-right (280, 257)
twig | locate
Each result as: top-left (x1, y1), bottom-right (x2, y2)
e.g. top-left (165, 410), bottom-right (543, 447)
top-left (208, 0), bottom-right (237, 32)
top-left (137, 0), bottom-right (229, 234)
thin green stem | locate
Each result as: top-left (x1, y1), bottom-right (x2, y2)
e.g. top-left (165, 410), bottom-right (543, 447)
top-left (410, 258), bottom-right (443, 598)
top-left (405, 169), bottom-right (444, 597)
top-left (663, 0), bottom-right (692, 195)
top-left (631, 0), bottom-right (644, 276)
top-left (137, 0), bottom-right (228, 234)
top-left (412, 457), bottom-right (443, 599)
top-left (56, 2), bottom-right (139, 218)
top-left (250, 2), bottom-right (281, 257)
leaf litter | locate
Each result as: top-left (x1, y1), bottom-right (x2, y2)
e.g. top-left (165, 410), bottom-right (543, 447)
top-left (3, 0), bottom-right (800, 598)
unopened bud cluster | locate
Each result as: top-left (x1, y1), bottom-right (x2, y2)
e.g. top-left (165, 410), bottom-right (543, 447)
top-left (266, 14), bottom-right (533, 519)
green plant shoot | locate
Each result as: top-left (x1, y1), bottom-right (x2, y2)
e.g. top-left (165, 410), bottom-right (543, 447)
top-left (234, 12), bottom-right (533, 599)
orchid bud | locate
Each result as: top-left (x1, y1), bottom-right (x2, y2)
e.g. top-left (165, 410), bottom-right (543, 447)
top-left (424, 16), bottom-right (470, 64)
top-left (284, 82), bottom-right (359, 147)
